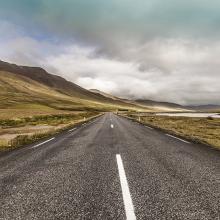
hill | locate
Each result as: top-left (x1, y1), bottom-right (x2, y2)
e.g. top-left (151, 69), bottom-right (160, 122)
top-left (90, 89), bottom-right (190, 112)
top-left (0, 60), bottom-right (149, 115)
top-left (186, 105), bottom-right (220, 112)
top-left (135, 99), bottom-right (220, 112)
top-left (90, 89), bottom-right (119, 100)
top-left (0, 60), bottom-right (121, 102)
top-left (135, 99), bottom-right (187, 111)
top-left (4, 60), bottom-right (215, 115)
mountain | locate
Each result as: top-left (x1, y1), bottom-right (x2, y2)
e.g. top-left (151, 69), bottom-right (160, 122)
top-left (0, 60), bottom-right (117, 101)
top-left (90, 90), bottom-right (189, 111)
top-left (90, 89), bottom-right (119, 100)
top-left (2, 60), bottom-right (215, 114)
top-left (136, 99), bottom-right (220, 112)
top-left (135, 99), bottom-right (186, 111)
top-left (186, 105), bottom-right (220, 112)
top-left (0, 60), bottom-right (148, 112)
top-left (90, 89), bottom-right (136, 103)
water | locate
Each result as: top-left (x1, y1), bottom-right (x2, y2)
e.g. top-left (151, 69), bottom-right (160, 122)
top-left (156, 112), bottom-right (220, 118)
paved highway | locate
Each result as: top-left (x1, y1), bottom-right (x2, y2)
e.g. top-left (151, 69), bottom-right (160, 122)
top-left (0, 113), bottom-right (219, 219)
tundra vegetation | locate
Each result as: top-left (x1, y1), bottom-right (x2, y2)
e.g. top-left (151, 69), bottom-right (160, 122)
top-left (0, 111), bottom-right (100, 151)
top-left (123, 113), bottom-right (220, 150)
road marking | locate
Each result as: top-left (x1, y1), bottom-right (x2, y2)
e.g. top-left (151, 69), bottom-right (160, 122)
top-left (111, 124), bottom-right (114, 128)
top-left (69, 128), bottom-right (76, 132)
top-left (166, 134), bottom-right (190, 144)
top-left (32, 137), bottom-right (55, 148)
top-left (116, 154), bottom-right (136, 220)
top-left (145, 125), bottom-right (153, 130)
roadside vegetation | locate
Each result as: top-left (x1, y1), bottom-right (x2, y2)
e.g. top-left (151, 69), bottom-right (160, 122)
top-left (0, 70), bottom-right (145, 151)
top-left (0, 111), bottom-right (100, 151)
top-left (123, 113), bottom-right (220, 150)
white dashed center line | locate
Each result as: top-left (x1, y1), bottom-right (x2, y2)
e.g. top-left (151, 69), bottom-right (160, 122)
top-left (32, 137), bottom-right (55, 148)
top-left (111, 124), bottom-right (114, 128)
top-left (166, 134), bottom-right (190, 144)
top-left (116, 154), bottom-right (136, 220)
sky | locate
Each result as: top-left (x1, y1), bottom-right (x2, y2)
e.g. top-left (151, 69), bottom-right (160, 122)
top-left (0, 0), bottom-right (220, 105)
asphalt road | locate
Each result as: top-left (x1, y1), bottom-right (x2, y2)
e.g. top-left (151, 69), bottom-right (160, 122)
top-left (0, 113), bottom-right (219, 219)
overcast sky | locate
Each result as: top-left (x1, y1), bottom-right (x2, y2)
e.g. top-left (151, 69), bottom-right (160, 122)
top-left (0, 0), bottom-right (220, 105)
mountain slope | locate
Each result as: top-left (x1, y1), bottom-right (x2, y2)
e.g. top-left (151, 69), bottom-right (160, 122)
top-left (90, 89), bottom-right (191, 111)
top-left (135, 99), bottom-right (186, 111)
top-left (186, 105), bottom-right (220, 112)
top-left (0, 60), bottom-right (149, 112)
top-left (90, 89), bottom-right (189, 111)
top-left (0, 70), bottom-right (92, 109)
top-left (0, 60), bottom-right (116, 102)
top-left (4, 60), bottom-right (212, 113)
top-left (90, 89), bottom-right (119, 100)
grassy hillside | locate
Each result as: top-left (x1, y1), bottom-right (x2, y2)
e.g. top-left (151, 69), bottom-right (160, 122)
top-left (0, 70), bottom-right (149, 116)
top-left (135, 99), bottom-right (188, 112)
top-left (0, 71), bottom-right (92, 112)
top-left (3, 60), bottom-right (200, 113)
top-left (0, 60), bottom-right (150, 112)
top-left (90, 89), bottom-right (120, 100)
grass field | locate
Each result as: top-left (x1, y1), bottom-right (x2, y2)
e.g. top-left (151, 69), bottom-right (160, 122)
top-left (0, 111), bottom-right (100, 151)
top-left (123, 113), bottom-right (220, 150)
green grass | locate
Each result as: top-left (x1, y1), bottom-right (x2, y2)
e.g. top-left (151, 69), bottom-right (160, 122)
top-left (123, 113), bottom-right (220, 150)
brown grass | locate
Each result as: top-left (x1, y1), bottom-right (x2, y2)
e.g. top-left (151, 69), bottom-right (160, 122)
top-left (123, 113), bottom-right (220, 150)
top-left (0, 112), bottom-right (101, 151)
top-left (0, 102), bottom-right (88, 120)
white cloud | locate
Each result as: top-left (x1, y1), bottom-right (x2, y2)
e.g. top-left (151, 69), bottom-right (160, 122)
top-left (45, 40), bottom-right (220, 104)
top-left (0, 21), bottom-right (220, 105)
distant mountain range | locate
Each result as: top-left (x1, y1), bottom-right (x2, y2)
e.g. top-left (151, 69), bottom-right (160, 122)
top-left (89, 90), bottom-right (185, 111)
top-left (135, 99), bottom-right (184, 110)
top-left (0, 60), bottom-right (219, 112)
top-left (185, 105), bottom-right (220, 111)
top-left (90, 89), bottom-right (220, 112)
top-left (135, 99), bottom-right (220, 111)
top-left (89, 89), bottom-right (119, 100)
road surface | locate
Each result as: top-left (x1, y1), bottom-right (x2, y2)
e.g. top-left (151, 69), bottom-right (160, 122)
top-left (0, 113), bottom-right (219, 219)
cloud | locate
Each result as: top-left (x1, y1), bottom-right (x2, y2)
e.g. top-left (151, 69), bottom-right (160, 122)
top-left (0, 1), bottom-right (220, 105)
top-left (46, 41), bottom-right (220, 105)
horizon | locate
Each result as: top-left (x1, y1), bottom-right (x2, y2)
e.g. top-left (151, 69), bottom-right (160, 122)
top-left (0, 0), bottom-right (220, 105)
top-left (1, 58), bottom-right (219, 107)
